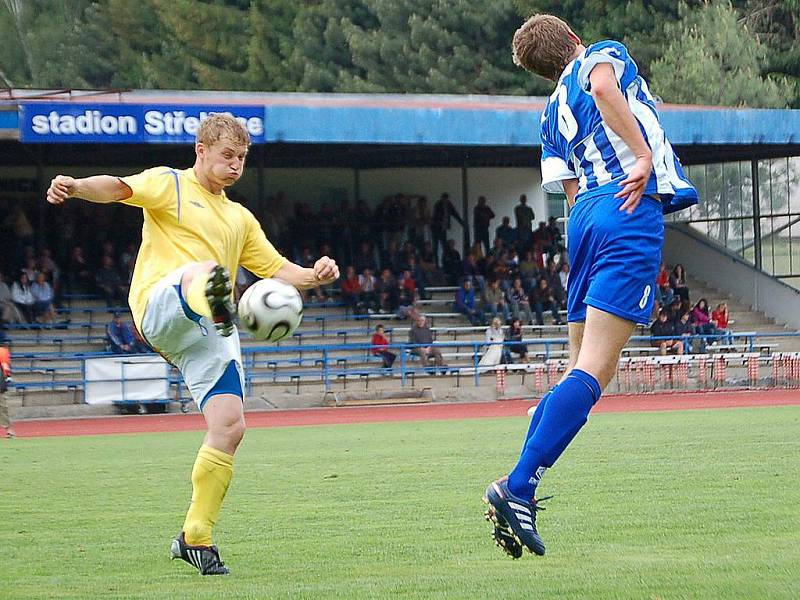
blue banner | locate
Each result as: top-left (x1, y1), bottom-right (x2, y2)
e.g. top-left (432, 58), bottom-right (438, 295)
top-left (19, 103), bottom-right (265, 144)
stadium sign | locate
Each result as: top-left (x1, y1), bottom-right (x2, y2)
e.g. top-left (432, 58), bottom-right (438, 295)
top-left (19, 103), bottom-right (265, 144)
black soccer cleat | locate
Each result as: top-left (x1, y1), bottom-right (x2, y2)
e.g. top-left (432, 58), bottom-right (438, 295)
top-left (170, 532), bottom-right (230, 576)
top-left (205, 265), bottom-right (235, 337)
top-left (483, 478), bottom-right (550, 557)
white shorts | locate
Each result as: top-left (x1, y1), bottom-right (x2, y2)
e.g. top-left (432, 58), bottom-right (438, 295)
top-left (140, 267), bottom-right (245, 410)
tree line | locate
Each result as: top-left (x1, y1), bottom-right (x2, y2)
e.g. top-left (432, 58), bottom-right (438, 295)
top-left (1, 0), bottom-right (797, 107)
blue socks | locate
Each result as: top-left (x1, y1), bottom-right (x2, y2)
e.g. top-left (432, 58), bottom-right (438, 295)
top-left (508, 369), bottom-right (602, 500)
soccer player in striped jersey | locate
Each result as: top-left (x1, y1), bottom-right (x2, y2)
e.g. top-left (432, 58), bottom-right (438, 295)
top-left (484, 14), bottom-right (698, 558)
top-left (46, 114), bottom-right (339, 574)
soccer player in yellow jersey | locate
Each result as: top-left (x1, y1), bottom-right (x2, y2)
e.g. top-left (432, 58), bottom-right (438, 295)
top-left (46, 114), bottom-right (339, 575)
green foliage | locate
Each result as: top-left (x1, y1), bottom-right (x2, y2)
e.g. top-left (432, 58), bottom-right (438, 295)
top-left (650, 2), bottom-right (794, 107)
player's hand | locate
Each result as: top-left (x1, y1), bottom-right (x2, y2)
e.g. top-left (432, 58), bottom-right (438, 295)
top-left (615, 155), bottom-right (652, 214)
top-left (313, 256), bottom-right (339, 285)
top-left (46, 175), bottom-right (77, 205)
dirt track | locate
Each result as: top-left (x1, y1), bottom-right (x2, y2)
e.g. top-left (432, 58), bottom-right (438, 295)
top-left (7, 389), bottom-right (800, 439)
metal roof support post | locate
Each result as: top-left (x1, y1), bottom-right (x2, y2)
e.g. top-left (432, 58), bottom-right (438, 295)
top-left (751, 159), bottom-right (762, 271)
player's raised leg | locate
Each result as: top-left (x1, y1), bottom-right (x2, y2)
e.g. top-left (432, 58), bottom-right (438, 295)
top-left (181, 261), bottom-right (236, 337)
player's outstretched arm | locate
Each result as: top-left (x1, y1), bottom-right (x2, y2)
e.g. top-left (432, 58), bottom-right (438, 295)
top-left (273, 256), bottom-right (340, 290)
top-left (589, 64), bottom-right (652, 214)
top-left (46, 175), bottom-right (132, 206)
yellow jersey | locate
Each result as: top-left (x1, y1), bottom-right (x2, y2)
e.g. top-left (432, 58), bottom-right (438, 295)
top-left (119, 167), bottom-right (286, 328)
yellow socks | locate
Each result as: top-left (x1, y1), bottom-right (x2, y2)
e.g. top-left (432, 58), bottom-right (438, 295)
top-left (183, 444), bottom-right (234, 546)
top-left (185, 272), bottom-right (213, 319)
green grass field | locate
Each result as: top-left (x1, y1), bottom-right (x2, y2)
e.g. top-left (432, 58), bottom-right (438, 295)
top-left (2, 407), bottom-right (799, 599)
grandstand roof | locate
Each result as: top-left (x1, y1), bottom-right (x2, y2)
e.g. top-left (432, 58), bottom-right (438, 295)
top-left (1, 90), bottom-right (799, 167)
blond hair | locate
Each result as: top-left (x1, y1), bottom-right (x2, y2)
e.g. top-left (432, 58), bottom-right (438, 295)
top-left (512, 14), bottom-right (577, 81)
top-left (197, 113), bottom-right (250, 147)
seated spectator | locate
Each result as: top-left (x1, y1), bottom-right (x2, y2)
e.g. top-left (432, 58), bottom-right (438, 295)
top-left (399, 269), bottom-right (417, 294)
top-left (408, 314), bottom-right (445, 366)
top-left (395, 279), bottom-right (416, 320)
top-left (340, 266), bottom-right (362, 312)
top-left (359, 268), bottom-right (378, 313)
top-left (95, 256), bottom-right (128, 307)
top-left (419, 245), bottom-right (444, 287)
top-left (670, 264), bottom-right (690, 302)
top-left (21, 257), bottom-right (39, 283)
top-left (650, 310), bottom-right (683, 355)
top-left (673, 311), bottom-right (694, 354)
top-left (455, 279), bottom-right (484, 326)
top-left (462, 253), bottom-right (485, 291)
top-left (31, 272), bottom-right (56, 324)
top-left (558, 263), bottom-right (570, 293)
top-left (529, 277), bottom-right (563, 325)
top-left (532, 221), bottom-right (553, 256)
top-left (482, 279), bottom-right (510, 323)
top-left (106, 313), bottom-right (145, 354)
top-left (406, 256), bottom-right (429, 299)
top-left (441, 239), bottom-right (462, 285)
top-left (479, 317), bottom-right (506, 367)
top-left (655, 263), bottom-right (673, 307)
top-left (0, 273), bottom-right (24, 324)
top-left (544, 261), bottom-right (566, 309)
top-left (546, 216), bottom-right (564, 255)
top-left (518, 251), bottom-right (539, 289)
top-left (66, 245), bottom-right (94, 294)
top-left (711, 302), bottom-right (733, 343)
top-left (507, 277), bottom-right (534, 325)
top-left (11, 272), bottom-right (35, 323)
top-left (505, 318), bottom-right (528, 363)
top-left (495, 216), bottom-right (516, 250)
top-left (353, 241), bottom-right (377, 274)
top-left (376, 268), bottom-right (398, 313)
top-left (371, 324), bottom-right (396, 368)
top-left (691, 298), bottom-right (718, 344)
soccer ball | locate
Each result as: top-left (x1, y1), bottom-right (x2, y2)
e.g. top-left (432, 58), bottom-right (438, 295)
top-left (237, 278), bottom-right (303, 341)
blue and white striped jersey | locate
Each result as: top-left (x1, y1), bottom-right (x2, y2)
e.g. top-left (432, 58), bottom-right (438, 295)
top-left (540, 40), bottom-right (698, 214)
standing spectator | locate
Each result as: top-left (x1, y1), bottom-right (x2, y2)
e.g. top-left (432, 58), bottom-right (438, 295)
top-left (379, 240), bottom-right (402, 274)
top-left (507, 277), bottom-right (534, 325)
top-left (482, 279), bottom-right (510, 323)
top-left (0, 345), bottom-right (14, 438)
top-left (371, 324), bottom-right (396, 368)
top-left (650, 310), bottom-right (683, 355)
top-left (11, 272), bottom-right (35, 323)
top-left (441, 239), bottom-right (462, 286)
top-left (340, 266), bottom-right (363, 312)
top-left (95, 256), bottom-right (128, 307)
top-left (473, 196), bottom-right (495, 255)
top-left (670, 264), bottom-right (690, 303)
top-left (495, 216), bottom-right (516, 251)
top-left (106, 313), bottom-right (142, 354)
top-left (505, 318), bottom-right (528, 363)
top-left (546, 217), bottom-right (564, 255)
top-left (514, 194), bottom-right (534, 248)
top-left (408, 314), bottom-right (445, 366)
top-left (0, 273), bottom-right (24, 324)
top-left (409, 196), bottom-right (431, 247)
top-left (3, 206), bottom-right (34, 268)
top-left (712, 302), bottom-right (733, 343)
top-left (431, 193), bottom-right (464, 265)
top-left (31, 272), bottom-right (56, 324)
top-left (66, 245), bottom-right (94, 294)
top-left (529, 278), bottom-right (563, 325)
top-left (479, 317), bottom-right (506, 367)
top-left (455, 279), bottom-right (484, 326)
top-left (532, 222), bottom-right (552, 256)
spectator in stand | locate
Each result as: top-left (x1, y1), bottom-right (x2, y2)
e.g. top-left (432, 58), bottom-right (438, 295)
top-left (406, 256), bottom-right (428, 299)
top-left (488, 237), bottom-right (504, 260)
top-left (533, 222), bottom-right (553, 257)
top-left (655, 263), bottom-right (673, 307)
top-left (455, 278), bottom-right (484, 326)
top-left (670, 264), bottom-right (690, 303)
top-left (350, 199), bottom-right (374, 249)
top-left (558, 263), bottom-right (570, 293)
top-left (514, 194), bottom-right (534, 247)
top-left (712, 302), bottom-right (733, 343)
top-left (408, 314), bottom-right (445, 366)
top-left (495, 216), bottom-right (517, 251)
top-left (0, 345), bottom-right (15, 438)
top-left (66, 245), bottom-right (94, 295)
top-left (419, 242), bottom-right (444, 287)
top-left (31, 272), bottom-right (56, 324)
top-left (38, 247), bottom-right (61, 295)
top-left (95, 255), bottom-right (128, 307)
top-left (353, 241), bottom-right (378, 274)
top-left (544, 261), bottom-right (566, 310)
top-left (462, 252), bottom-right (485, 291)
top-left (0, 273), bottom-right (24, 324)
top-left (441, 239), bottom-right (462, 286)
top-left (507, 277), bottom-right (534, 325)
top-left (482, 278), bottom-right (510, 323)
top-left (529, 277), bottom-right (563, 325)
top-left (341, 266), bottom-right (362, 312)
top-left (376, 268), bottom-right (397, 313)
top-left (518, 251), bottom-right (539, 290)
top-left (479, 317), bottom-right (506, 367)
top-left (473, 196), bottom-right (495, 255)
top-left (4, 206), bottom-right (34, 268)
top-left (691, 298), bottom-right (718, 345)
top-left (106, 313), bottom-right (147, 354)
top-left (371, 324), bottom-right (396, 368)
top-left (409, 196), bottom-right (431, 247)
top-left (546, 216), bottom-right (564, 256)
top-left (297, 246), bottom-right (327, 304)
top-left (395, 279), bottom-right (416, 320)
top-left (11, 272), bottom-right (35, 323)
top-left (650, 310), bottom-right (683, 355)
top-left (674, 311), bottom-right (694, 354)
top-left (21, 257), bottom-right (39, 282)
top-left (431, 193), bottom-right (464, 266)
top-left (379, 240), bottom-right (402, 274)
top-left (505, 318), bottom-right (528, 363)
top-left (531, 242), bottom-right (546, 272)
top-left (359, 268), bottom-right (378, 313)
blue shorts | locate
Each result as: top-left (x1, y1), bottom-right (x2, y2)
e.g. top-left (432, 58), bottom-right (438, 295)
top-left (567, 195), bottom-right (664, 325)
